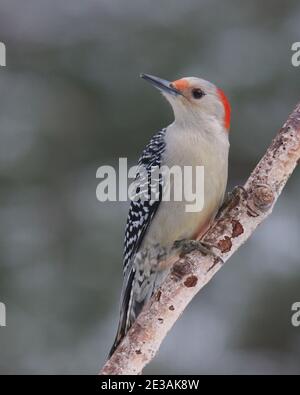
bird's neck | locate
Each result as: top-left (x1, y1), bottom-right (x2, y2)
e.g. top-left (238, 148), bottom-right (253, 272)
top-left (170, 115), bottom-right (229, 147)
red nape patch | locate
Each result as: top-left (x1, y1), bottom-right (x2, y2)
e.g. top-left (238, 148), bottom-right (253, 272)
top-left (217, 88), bottom-right (231, 131)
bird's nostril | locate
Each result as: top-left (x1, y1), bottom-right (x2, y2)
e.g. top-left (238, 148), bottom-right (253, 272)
top-left (169, 82), bottom-right (181, 95)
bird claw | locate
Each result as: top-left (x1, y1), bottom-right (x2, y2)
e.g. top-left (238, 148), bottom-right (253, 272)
top-left (216, 185), bottom-right (248, 219)
top-left (226, 185), bottom-right (248, 205)
top-left (173, 239), bottom-right (224, 264)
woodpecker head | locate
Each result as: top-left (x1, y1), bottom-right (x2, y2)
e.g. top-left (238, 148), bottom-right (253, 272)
top-left (140, 73), bottom-right (231, 134)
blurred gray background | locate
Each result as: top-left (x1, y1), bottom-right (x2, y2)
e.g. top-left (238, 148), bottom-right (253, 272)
top-left (0, 0), bottom-right (300, 374)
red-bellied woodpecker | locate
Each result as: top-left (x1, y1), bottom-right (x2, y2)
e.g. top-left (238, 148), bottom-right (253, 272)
top-left (109, 73), bottom-right (231, 356)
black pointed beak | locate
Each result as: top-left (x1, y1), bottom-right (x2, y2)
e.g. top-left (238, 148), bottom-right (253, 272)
top-left (140, 73), bottom-right (182, 96)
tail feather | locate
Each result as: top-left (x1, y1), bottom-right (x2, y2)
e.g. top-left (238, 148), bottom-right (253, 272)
top-left (108, 259), bottom-right (169, 358)
top-left (108, 268), bottom-right (135, 358)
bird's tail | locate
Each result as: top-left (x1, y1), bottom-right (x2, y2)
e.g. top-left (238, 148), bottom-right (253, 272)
top-left (108, 267), bottom-right (136, 358)
top-left (108, 263), bottom-right (167, 358)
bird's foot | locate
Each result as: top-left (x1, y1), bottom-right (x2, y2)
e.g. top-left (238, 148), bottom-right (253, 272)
top-left (173, 239), bottom-right (224, 264)
top-left (230, 185), bottom-right (248, 200)
top-left (216, 185), bottom-right (248, 219)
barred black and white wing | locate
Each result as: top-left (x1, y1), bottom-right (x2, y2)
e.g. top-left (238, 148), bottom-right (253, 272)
top-left (123, 128), bottom-right (166, 273)
top-left (109, 128), bottom-right (166, 356)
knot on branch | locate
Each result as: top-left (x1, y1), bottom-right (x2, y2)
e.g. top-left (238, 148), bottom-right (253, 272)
top-left (252, 184), bottom-right (275, 211)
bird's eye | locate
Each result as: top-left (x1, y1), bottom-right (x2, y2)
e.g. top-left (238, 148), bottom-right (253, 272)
top-left (192, 88), bottom-right (204, 99)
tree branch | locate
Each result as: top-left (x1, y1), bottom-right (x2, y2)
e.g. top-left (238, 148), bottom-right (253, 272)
top-left (100, 102), bottom-right (300, 375)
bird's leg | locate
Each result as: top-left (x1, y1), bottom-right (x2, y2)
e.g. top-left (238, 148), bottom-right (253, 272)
top-left (173, 239), bottom-right (223, 264)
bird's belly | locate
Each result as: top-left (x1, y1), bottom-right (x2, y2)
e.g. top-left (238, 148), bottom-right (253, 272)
top-left (141, 129), bottom-right (229, 251)
top-left (143, 183), bottom-right (224, 248)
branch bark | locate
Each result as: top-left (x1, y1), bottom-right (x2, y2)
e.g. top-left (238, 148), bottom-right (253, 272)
top-left (100, 102), bottom-right (300, 375)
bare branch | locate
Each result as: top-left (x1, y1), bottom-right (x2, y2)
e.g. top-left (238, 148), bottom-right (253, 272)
top-left (100, 102), bottom-right (300, 375)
